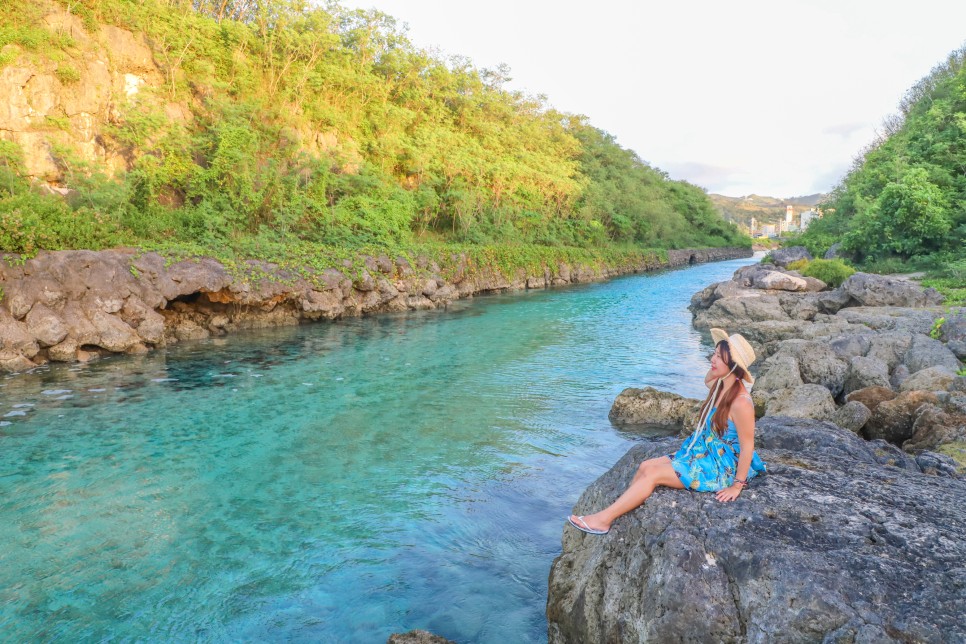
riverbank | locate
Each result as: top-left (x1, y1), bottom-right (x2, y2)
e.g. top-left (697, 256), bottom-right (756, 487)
top-left (547, 249), bottom-right (966, 642)
top-left (0, 245), bottom-right (751, 373)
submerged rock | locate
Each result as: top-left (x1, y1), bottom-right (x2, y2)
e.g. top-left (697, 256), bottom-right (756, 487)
top-left (547, 417), bottom-right (965, 643)
top-left (609, 387), bottom-right (701, 429)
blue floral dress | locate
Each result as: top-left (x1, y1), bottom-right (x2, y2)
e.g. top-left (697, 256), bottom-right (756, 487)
top-left (669, 406), bottom-right (767, 491)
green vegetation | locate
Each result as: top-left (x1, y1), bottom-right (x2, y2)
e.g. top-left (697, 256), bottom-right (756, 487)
top-left (0, 0), bottom-right (747, 276)
top-left (794, 45), bottom-right (966, 300)
top-left (786, 258), bottom-right (855, 287)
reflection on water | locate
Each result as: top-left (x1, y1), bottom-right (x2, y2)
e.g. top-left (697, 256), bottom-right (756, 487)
top-left (0, 255), bottom-right (757, 642)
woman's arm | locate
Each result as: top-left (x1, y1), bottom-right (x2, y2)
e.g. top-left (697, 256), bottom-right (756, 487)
top-left (715, 397), bottom-right (756, 503)
top-left (704, 369), bottom-right (715, 389)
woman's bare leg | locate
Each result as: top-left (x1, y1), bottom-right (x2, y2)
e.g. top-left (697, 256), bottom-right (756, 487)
top-left (569, 456), bottom-right (684, 532)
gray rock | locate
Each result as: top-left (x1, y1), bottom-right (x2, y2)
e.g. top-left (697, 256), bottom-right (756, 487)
top-left (753, 354), bottom-right (804, 395)
top-left (771, 340), bottom-right (848, 397)
top-left (548, 417), bottom-right (966, 643)
top-left (900, 366), bottom-right (958, 393)
top-left (816, 287), bottom-right (853, 314)
top-left (767, 383), bottom-right (837, 421)
top-left (903, 334), bottom-right (963, 374)
top-left (937, 310), bottom-right (966, 344)
top-left (609, 387), bottom-right (701, 429)
top-left (841, 273), bottom-right (944, 307)
top-left (949, 339), bottom-right (966, 360)
top-left (843, 356), bottom-right (891, 395)
top-left (776, 291), bottom-right (821, 320)
top-left (692, 293), bottom-right (789, 330)
top-left (866, 332), bottom-right (913, 371)
top-left (768, 246), bottom-right (813, 268)
top-left (823, 242), bottom-right (844, 259)
top-left (865, 439), bottom-right (921, 471)
top-left (915, 451), bottom-right (963, 477)
top-left (829, 333), bottom-right (872, 362)
top-left (833, 400), bottom-right (872, 434)
top-left (890, 364), bottom-right (910, 389)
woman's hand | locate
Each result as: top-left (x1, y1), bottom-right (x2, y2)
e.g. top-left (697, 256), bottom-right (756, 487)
top-left (716, 483), bottom-right (743, 503)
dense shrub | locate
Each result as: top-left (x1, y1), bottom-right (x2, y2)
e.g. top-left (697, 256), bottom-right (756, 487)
top-left (800, 259), bottom-right (855, 287)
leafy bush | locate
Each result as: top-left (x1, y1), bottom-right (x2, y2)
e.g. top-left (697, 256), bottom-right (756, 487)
top-left (800, 259), bottom-right (855, 287)
top-left (786, 258), bottom-right (810, 272)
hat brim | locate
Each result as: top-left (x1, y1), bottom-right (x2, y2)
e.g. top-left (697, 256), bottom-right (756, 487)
top-left (709, 328), bottom-right (755, 386)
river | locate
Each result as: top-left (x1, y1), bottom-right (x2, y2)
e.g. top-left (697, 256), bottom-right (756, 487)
top-left (0, 253), bottom-right (759, 642)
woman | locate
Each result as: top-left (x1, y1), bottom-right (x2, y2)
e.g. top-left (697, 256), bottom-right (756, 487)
top-left (568, 328), bottom-right (767, 535)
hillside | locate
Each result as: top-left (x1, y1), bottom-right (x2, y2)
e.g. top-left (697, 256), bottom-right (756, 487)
top-left (796, 45), bottom-right (966, 272)
top-left (709, 193), bottom-right (825, 231)
top-left (0, 0), bottom-right (747, 266)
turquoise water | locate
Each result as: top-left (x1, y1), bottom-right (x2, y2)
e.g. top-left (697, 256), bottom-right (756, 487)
top-left (0, 255), bottom-right (757, 643)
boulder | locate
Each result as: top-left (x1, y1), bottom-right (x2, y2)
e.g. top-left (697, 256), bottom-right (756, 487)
top-left (828, 333), bottom-right (872, 362)
top-left (841, 273), bottom-right (944, 308)
top-left (752, 354), bottom-right (803, 395)
top-left (816, 287), bottom-right (853, 314)
top-left (865, 332), bottom-right (913, 371)
top-left (801, 276), bottom-right (827, 292)
top-left (767, 246), bottom-right (812, 268)
top-left (766, 383), bottom-right (836, 421)
top-left (845, 386), bottom-right (897, 413)
top-left (692, 293), bottom-right (789, 330)
top-left (609, 387), bottom-right (701, 429)
top-left (548, 417), bottom-right (966, 643)
top-left (903, 334), bottom-right (962, 374)
top-left (899, 366), bottom-right (958, 393)
top-left (832, 400), bottom-right (872, 434)
top-left (904, 405), bottom-right (966, 452)
top-left (823, 242), bottom-right (844, 259)
top-left (865, 391), bottom-right (939, 444)
top-left (890, 364), bottom-right (911, 390)
top-left (842, 356), bottom-right (891, 395)
top-left (770, 340), bottom-right (848, 397)
top-left (755, 271), bottom-right (807, 292)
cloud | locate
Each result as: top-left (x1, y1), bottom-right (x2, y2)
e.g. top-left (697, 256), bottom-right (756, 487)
top-left (808, 162), bottom-right (851, 193)
top-left (821, 122), bottom-right (868, 139)
top-left (661, 162), bottom-right (746, 193)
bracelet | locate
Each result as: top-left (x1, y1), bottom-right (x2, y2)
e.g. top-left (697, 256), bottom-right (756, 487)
top-left (734, 478), bottom-right (748, 487)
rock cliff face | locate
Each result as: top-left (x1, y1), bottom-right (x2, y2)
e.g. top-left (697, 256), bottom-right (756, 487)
top-left (0, 9), bottom-right (162, 181)
top-left (547, 417), bottom-right (965, 643)
top-left (0, 246), bottom-right (751, 372)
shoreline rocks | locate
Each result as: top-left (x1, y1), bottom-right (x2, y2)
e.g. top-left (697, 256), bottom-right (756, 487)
top-left (686, 250), bottom-right (964, 458)
top-left (0, 246), bottom-right (752, 373)
top-left (547, 418), bottom-right (966, 643)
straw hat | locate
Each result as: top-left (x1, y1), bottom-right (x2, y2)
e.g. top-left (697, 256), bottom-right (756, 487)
top-left (710, 328), bottom-right (757, 387)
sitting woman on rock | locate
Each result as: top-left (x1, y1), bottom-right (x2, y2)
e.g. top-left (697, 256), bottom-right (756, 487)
top-left (568, 328), bottom-right (767, 535)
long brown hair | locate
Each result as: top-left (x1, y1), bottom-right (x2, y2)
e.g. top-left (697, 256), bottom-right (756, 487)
top-left (698, 339), bottom-right (749, 435)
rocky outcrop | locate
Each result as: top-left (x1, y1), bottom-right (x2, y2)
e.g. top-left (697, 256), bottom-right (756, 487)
top-left (689, 260), bottom-right (964, 456)
top-left (766, 245), bottom-right (812, 268)
top-left (608, 387), bottom-right (701, 429)
top-left (0, 246), bottom-right (751, 372)
top-left (548, 417), bottom-right (965, 643)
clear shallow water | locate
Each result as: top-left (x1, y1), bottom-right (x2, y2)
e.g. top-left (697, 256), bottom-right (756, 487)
top-left (0, 255), bottom-right (757, 643)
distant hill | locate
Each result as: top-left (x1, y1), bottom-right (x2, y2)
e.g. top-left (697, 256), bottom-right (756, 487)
top-left (709, 193), bottom-right (826, 231)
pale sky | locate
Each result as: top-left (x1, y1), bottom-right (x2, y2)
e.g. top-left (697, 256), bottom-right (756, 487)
top-left (338, 0), bottom-right (966, 198)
